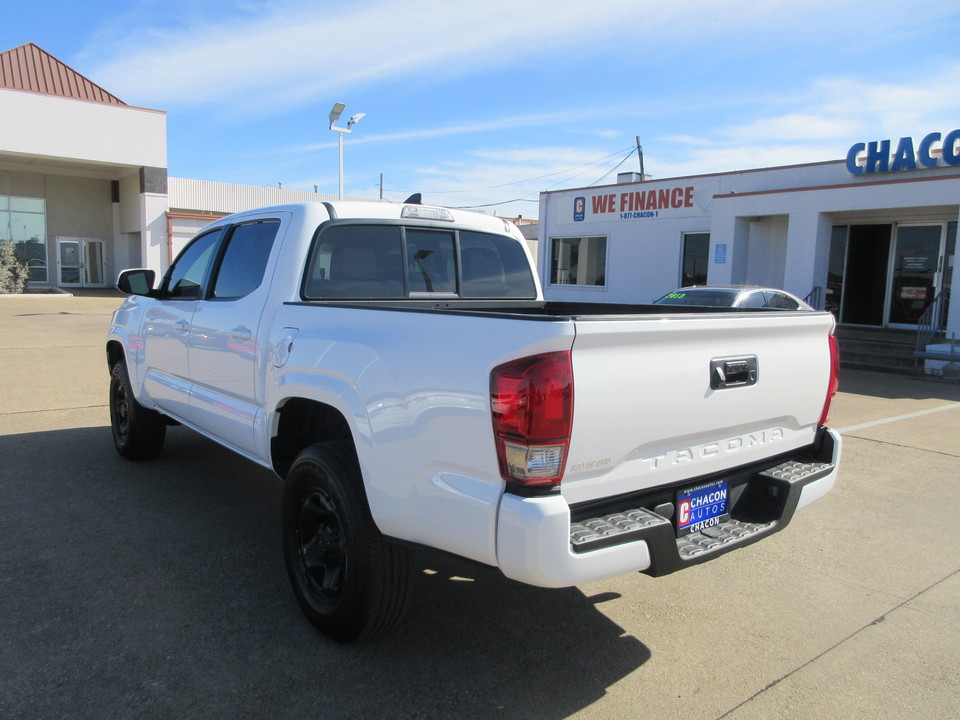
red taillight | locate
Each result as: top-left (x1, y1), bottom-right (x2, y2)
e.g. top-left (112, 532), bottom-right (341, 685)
top-left (490, 351), bottom-right (573, 487)
top-left (819, 334), bottom-right (840, 426)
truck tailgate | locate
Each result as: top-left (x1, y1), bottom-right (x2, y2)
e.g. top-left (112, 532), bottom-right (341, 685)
top-left (562, 310), bottom-right (835, 506)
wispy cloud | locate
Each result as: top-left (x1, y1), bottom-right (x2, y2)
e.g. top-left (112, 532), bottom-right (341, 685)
top-left (649, 61), bottom-right (960, 178)
top-left (83, 0), bottom-right (844, 110)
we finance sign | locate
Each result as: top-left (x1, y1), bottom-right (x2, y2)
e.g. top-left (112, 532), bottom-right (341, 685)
top-left (573, 185), bottom-right (695, 222)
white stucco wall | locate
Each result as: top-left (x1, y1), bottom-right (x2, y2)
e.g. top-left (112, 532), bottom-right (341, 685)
top-left (0, 89), bottom-right (166, 168)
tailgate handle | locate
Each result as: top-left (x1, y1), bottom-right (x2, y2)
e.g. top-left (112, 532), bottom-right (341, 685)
top-left (710, 356), bottom-right (758, 390)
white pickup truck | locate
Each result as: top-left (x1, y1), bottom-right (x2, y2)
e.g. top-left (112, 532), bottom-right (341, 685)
top-left (107, 200), bottom-right (841, 642)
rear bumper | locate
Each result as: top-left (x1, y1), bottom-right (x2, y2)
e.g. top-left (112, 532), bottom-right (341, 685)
top-left (496, 427), bottom-right (841, 588)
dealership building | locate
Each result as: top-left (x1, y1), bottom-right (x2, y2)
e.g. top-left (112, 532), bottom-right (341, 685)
top-left (3, 43), bottom-right (959, 347)
top-left (0, 43), bottom-right (342, 291)
top-left (538, 135), bottom-right (960, 342)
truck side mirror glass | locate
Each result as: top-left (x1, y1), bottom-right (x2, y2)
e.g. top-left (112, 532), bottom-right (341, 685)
top-left (117, 268), bottom-right (157, 296)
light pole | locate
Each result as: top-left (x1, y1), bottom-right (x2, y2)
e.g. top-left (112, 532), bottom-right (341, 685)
top-left (328, 102), bottom-right (365, 200)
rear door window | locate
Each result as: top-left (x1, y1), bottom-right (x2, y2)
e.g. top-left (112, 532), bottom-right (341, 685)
top-left (765, 291), bottom-right (801, 310)
top-left (211, 220), bottom-right (280, 299)
top-left (738, 291), bottom-right (769, 308)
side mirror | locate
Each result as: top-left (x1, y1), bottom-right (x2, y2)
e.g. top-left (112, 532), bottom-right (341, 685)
top-left (117, 268), bottom-right (157, 296)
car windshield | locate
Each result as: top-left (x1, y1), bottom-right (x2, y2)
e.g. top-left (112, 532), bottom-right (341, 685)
top-left (655, 289), bottom-right (740, 306)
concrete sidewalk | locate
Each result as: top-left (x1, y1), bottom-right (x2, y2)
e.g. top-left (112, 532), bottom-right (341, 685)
top-left (0, 294), bottom-right (957, 720)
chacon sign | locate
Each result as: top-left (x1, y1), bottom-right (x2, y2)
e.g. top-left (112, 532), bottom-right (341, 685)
top-left (846, 130), bottom-right (960, 175)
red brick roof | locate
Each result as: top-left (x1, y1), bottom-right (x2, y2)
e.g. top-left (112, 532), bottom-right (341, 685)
top-left (0, 42), bottom-right (126, 106)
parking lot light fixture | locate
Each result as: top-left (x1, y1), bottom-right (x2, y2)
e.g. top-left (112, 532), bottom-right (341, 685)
top-left (328, 102), bottom-right (364, 200)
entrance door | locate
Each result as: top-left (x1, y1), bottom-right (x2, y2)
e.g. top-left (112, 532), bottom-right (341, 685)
top-left (839, 224), bottom-right (891, 326)
top-left (57, 237), bottom-right (106, 288)
top-left (888, 225), bottom-right (942, 328)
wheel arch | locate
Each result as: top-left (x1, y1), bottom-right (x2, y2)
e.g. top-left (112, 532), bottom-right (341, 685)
top-left (106, 339), bottom-right (125, 370)
top-left (271, 397), bottom-right (357, 480)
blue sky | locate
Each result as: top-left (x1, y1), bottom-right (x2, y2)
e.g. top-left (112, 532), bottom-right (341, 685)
top-left (5, 0), bottom-right (959, 219)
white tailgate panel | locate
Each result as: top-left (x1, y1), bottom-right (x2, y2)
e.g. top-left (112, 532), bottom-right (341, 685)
top-left (562, 311), bottom-right (835, 505)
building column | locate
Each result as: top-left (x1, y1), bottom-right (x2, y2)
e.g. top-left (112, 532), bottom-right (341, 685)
top-left (783, 211), bottom-right (832, 308)
top-left (137, 166), bottom-right (169, 275)
top-left (708, 215), bottom-right (750, 285)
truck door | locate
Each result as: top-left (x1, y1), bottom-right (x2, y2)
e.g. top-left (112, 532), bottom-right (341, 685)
top-left (141, 227), bottom-right (225, 421)
top-left (188, 218), bottom-right (283, 455)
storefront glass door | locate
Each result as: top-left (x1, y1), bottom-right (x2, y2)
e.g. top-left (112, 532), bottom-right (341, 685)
top-left (57, 238), bottom-right (105, 288)
top-left (888, 225), bottom-right (942, 327)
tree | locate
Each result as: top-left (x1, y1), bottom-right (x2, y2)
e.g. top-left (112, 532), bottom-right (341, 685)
top-left (0, 241), bottom-right (30, 294)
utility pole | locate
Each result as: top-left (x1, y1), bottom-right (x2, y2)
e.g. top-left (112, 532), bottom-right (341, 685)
top-left (636, 136), bottom-right (645, 179)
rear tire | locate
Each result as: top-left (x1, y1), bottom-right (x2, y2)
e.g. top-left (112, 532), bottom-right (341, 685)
top-left (109, 360), bottom-right (166, 460)
top-left (281, 441), bottom-right (409, 643)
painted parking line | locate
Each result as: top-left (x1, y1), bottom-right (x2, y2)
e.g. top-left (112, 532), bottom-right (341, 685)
top-left (836, 402), bottom-right (960, 434)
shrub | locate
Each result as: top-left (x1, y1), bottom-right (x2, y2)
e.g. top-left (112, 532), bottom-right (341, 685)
top-left (0, 241), bottom-right (30, 294)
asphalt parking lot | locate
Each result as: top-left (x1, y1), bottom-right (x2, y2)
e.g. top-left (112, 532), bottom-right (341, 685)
top-left (1, 292), bottom-right (958, 720)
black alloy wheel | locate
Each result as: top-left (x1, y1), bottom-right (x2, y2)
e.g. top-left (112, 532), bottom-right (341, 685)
top-left (281, 441), bottom-right (409, 643)
top-left (109, 360), bottom-right (166, 460)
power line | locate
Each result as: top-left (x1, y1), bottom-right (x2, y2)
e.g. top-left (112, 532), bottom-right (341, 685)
top-left (388, 144), bottom-right (640, 210)
top-left (391, 144), bottom-right (638, 196)
top-left (586, 147), bottom-right (639, 187)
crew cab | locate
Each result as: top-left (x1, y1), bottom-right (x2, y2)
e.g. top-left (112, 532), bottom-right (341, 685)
top-left (106, 200), bottom-right (841, 642)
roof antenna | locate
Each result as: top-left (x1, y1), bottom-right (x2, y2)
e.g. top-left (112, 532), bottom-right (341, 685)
top-left (404, 193), bottom-right (422, 204)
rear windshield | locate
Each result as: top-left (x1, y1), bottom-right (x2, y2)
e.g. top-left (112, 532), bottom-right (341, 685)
top-left (302, 224), bottom-right (537, 300)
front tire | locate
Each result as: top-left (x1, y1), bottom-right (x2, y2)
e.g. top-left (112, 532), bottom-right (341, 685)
top-left (281, 442), bottom-right (409, 643)
top-left (109, 360), bottom-right (166, 460)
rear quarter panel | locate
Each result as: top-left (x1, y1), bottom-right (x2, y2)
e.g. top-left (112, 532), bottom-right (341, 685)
top-left (268, 304), bottom-right (575, 566)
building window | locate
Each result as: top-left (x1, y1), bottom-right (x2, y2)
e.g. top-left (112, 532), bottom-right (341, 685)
top-left (0, 196), bottom-right (47, 283)
top-left (550, 236), bottom-right (606, 286)
top-left (681, 232), bottom-right (709, 286)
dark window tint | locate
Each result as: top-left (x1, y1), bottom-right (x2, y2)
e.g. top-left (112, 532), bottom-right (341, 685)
top-left (303, 225), bottom-right (404, 299)
top-left (406, 229), bottom-right (456, 294)
top-left (655, 289), bottom-right (739, 306)
top-left (766, 292), bottom-right (800, 310)
top-left (738, 291), bottom-right (768, 308)
top-left (212, 220), bottom-right (280, 299)
top-left (460, 231), bottom-right (537, 298)
top-left (164, 228), bottom-right (224, 300)
top-left (682, 233), bottom-right (710, 286)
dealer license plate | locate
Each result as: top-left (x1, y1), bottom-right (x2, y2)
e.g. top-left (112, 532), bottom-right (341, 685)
top-left (676, 480), bottom-right (730, 537)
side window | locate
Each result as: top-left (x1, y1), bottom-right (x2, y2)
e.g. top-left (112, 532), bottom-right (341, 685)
top-left (211, 220), bottom-right (280, 299)
top-left (767, 292), bottom-right (800, 310)
top-left (406, 229), bottom-right (455, 294)
top-left (460, 231), bottom-right (537, 298)
top-left (739, 291), bottom-right (768, 308)
top-left (163, 228), bottom-right (224, 300)
top-left (303, 225), bottom-right (404, 299)
top-left (550, 236), bottom-right (606, 286)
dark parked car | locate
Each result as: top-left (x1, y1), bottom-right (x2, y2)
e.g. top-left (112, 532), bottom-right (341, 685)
top-left (654, 285), bottom-right (811, 310)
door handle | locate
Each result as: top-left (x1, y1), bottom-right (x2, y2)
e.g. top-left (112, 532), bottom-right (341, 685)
top-left (710, 356), bottom-right (758, 389)
top-left (229, 327), bottom-right (253, 342)
top-left (175, 320), bottom-right (190, 334)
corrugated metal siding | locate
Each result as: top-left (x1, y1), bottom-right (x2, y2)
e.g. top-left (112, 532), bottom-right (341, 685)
top-left (0, 43), bottom-right (126, 105)
top-left (168, 177), bottom-right (377, 214)
top-left (169, 216), bottom-right (218, 259)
